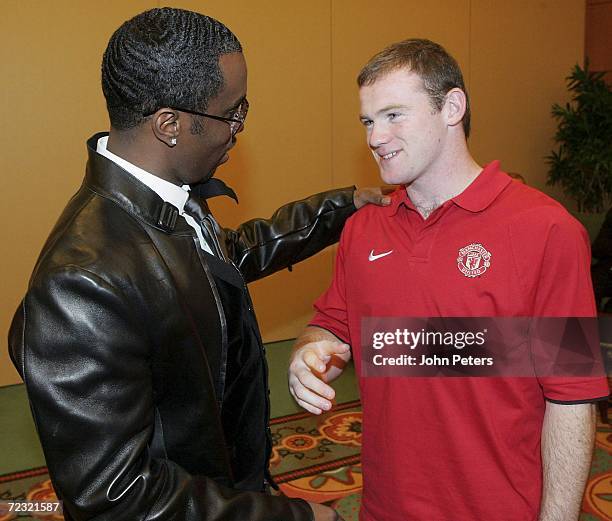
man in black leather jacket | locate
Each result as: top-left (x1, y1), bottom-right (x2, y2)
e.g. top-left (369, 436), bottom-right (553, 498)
top-left (8, 8), bottom-right (387, 521)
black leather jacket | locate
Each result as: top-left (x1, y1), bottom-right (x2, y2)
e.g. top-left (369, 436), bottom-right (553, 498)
top-left (9, 133), bottom-right (356, 521)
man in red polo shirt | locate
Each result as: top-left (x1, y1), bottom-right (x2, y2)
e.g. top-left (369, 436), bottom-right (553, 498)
top-left (288, 39), bottom-right (609, 521)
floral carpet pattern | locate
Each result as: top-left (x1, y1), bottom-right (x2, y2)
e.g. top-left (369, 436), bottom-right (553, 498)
top-left (0, 399), bottom-right (610, 520)
top-left (270, 400), bottom-right (363, 505)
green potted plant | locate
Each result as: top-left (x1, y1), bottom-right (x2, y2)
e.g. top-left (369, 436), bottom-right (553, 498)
top-left (547, 61), bottom-right (612, 239)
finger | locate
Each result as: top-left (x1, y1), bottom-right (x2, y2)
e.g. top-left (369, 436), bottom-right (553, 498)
top-left (290, 375), bottom-right (329, 413)
top-left (289, 370), bottom-right (335, 400)
top-left (368, 191), bottom-right (391, 206)
top-left (302, 342), bottom-right (348, 372)
top-left (288, 381), bottom-right (309, 409)
top-left (353, 188), bottom-right (380, 209)
top-left (362, 189), bottom-right (391, 206)
top-left (361, 191), bottom-right (381, 205)
top-left (312, 340), bottom-right (350, 357)
top-left (299, 369), bottom-right (336, 399)
top-left (295, 398), bottom-right (323, 415)
top-left (294, 384), bottom-right (333, 412)
top-left (303, 349), bottom-right (327, 372)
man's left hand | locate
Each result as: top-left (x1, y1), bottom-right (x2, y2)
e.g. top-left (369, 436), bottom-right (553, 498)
top-left (353, 187), bottom-right (394, 209)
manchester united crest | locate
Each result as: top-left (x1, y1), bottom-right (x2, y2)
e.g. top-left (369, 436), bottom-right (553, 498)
top-left (457, 243), bottom-right (491, 278)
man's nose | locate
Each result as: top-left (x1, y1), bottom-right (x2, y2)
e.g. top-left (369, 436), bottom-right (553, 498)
top-left (368, 123), bottom-right (391, 149)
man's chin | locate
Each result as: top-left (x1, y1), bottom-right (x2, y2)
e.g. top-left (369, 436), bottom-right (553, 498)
top-left (192, 152), bottom-right (229, 185)
top-left (222, 153), bottom-right (231, 165)
top-left (190, 169), bottom-right (216, 188)
top-left (380, 171), bottom-right (403, 186)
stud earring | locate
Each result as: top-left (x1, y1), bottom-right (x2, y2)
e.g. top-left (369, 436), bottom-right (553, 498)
top-left (170, 137), bottom-right (177, 146)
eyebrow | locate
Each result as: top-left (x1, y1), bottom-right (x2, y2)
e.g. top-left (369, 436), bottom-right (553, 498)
top-left (359, 104), bottom-right (409, 120)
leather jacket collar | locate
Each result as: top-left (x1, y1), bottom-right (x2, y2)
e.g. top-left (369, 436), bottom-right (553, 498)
top-left (86, 132), bottom-right (193, 234)
top-left (85, 133), bottom-right (237, 233)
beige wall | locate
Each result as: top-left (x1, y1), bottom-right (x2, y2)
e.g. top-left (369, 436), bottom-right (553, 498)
top-left (0, 0), bottom-right (585, 386)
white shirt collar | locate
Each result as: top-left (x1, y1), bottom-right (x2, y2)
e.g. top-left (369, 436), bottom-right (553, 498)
top-left (96, 135), bottom-right (189, 213)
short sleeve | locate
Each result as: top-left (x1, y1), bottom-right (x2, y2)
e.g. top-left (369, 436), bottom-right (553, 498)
top-left (511, 210), bottom-right (610, 402)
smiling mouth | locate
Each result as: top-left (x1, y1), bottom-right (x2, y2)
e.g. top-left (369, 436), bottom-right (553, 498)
top-left (380, 151), bottom-right (400, 161)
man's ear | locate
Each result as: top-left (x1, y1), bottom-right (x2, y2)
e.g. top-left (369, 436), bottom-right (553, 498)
top-left (151, 109), bottom-right (180, 147)
top-left (444, 88), bottom-right (467, 130)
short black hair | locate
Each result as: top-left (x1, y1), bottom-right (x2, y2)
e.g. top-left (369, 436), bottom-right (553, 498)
top-left (101, 7), bottom-right (242, 130)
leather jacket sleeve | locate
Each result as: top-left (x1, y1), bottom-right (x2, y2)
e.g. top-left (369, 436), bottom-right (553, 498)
top-left (224, 187), bottom-right (356, 283)
top-left (9, 267), bottom-right (313, 521)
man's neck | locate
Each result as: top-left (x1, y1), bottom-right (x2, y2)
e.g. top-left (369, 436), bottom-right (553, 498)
top-left (107, 129), bottom-right (177, 185)
top-left (406, 144), bottom-right (481, 219)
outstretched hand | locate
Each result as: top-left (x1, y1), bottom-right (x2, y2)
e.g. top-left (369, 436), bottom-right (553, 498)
top-left (353, 186), bottom-right (394, 209)
top-left (289, 336), bottom-right (351, 415)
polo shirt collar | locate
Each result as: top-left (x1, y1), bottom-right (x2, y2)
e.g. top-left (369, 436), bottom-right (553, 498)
top-left (387, 161), bottom-right (511, 217)
top-left (387, 187), bottom-right (411, 216)
top-left (451, 161), bottom-right (511, 213)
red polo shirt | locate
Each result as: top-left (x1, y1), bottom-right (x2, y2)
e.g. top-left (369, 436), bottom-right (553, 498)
top-left (310, 161), bottom-right (609, 521)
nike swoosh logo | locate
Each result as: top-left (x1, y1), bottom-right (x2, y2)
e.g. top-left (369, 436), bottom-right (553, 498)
top-left (369, 249), bottom-right (393, 261)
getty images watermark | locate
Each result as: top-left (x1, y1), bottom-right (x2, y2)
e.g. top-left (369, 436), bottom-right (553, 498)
top-left (361, 317), bottom-right (610, 377)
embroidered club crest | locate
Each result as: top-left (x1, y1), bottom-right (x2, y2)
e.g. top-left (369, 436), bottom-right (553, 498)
top-left (457, 243), bottom-right (492, 277)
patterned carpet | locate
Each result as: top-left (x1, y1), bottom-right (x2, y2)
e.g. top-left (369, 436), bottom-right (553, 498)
top-left (1, 398), bottom-right (610, 521)
top-left (271, 400), bottom-right (362, 516)
top-left (270, 400), bottom-right (612, 521)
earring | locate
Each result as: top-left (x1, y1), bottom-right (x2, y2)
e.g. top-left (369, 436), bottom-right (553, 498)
top-left (170, 137), bottom-right (177, 146)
